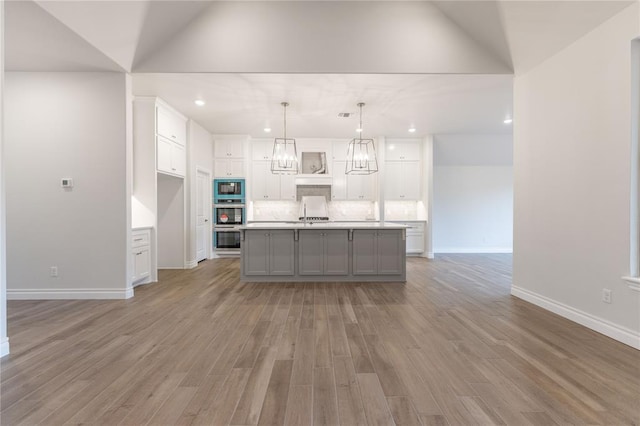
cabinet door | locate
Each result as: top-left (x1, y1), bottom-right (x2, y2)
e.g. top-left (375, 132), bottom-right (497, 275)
top-left (323, 230), bottom-right (349, 275)
top-left (280, 174), bottom-right (296, 201)
top-left (157, 136), bottom-right (173, 174)
top-left (298, 231), bottom-right (324, 275)
top-left (269, 230), bottom-right (295, 275)
top-left (229, 159), bottom-right (245, 177)
top-left (227, 141), bottom-right (244, 158)
top-left (157, 106), bottom-right (186, 145)
top-left (244, 231), bottom-right (270, 275)
top-left (377, 230), bottom-right (404, 275)
top-left (171, 143), bottom-right (186, 177)
top-left (332, 140), bottom-right (348, 161)
top-left (251, 140), bottom-right (273, 161)
top-left (133, 247), bottom-right (150, 282)
top-left (214, 139), bottom-right (228, 158)
top-left (401, 161), bottom-right (421, 200)
top-left (353, 230), bottom-right (377, 275)
top-left (331, 161), bottom-right (347, 201)
top-left (386, 140), bottom-right (420, 161)
top-left (214, 159), bottom-right (229, 177)
top-left (406, 233), bottom-right (424, 254)
top-left (384, 162), bottom-right (403, 200)
top-left (347, 173), bottom-right (375, 200)
top-left (252, 162), bottom-right (280, 200)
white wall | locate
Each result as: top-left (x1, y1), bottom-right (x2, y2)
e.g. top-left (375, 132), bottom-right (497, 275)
top-left (513, 3), bottom-right (640, 348)
top-left (433, 134), bottom-right (513, 253)
top-left (4, 72), bottom-right (131, 299)
top-left (187, 119), bottom-right (213, 264)
top-left (1, 1), bottom-right (10, 357)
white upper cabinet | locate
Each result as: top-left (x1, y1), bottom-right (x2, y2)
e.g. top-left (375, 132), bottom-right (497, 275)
top-left (331, 161), bottom-right (347, 200)
top-left (347, 173), bottom-right (376, 201)
top-left (251, 140), bottom-right (273, 161)
top-left (214, 159), bottom-right (245, 178)
top-left (385, 140), bottom-right (421, 161)
top-left (252, 161), bottom-right (281, 200)
top-left (385, 161), bottom-right (420, 200)
top-left (156, 106), bottom-right (186, 146)
top-left (332, 140), bottom-right (349, 161)
top-left (215, 138), bottom-right (245, 158)
top-left (384, 139), bottom-right (422, 200)
top-left (155, 104), bottom-right (187, 177)
top-left (280, 174), bottom-right (297, 201)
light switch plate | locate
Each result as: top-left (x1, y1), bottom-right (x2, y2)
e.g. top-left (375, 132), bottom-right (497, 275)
top-left (61, 178), bottom-right (73, 188)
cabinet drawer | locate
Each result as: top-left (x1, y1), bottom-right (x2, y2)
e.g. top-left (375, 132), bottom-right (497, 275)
top-left (132, 229), bottom-right (151, 248)
top-left (405, 222), bottom-right (425, 233)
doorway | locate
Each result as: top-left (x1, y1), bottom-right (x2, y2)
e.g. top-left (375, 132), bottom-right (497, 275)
top-left (196, 168), bottom-right (211, 262)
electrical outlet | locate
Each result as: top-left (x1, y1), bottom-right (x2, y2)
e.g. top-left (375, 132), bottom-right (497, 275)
top-left (50, 266), bottom-right (58, 278)
top-left (602, 288), bottom-right (612, 304)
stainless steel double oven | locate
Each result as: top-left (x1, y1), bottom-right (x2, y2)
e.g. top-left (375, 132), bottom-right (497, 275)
top-left (213, 179), bottom-right (245, 252)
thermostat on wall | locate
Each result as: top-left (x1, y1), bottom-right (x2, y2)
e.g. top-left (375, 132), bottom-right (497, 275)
top-left (61, 178), bottom-right (73, 188)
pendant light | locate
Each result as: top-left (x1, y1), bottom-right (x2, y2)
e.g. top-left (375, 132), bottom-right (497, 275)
top-left (271, 102), bottom-right (299, 174)
top-left (346, 102), bottom-right (378, 175)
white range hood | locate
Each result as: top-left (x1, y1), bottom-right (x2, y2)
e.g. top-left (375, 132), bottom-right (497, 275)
top-left (295, 176), bottom-right (333, 186)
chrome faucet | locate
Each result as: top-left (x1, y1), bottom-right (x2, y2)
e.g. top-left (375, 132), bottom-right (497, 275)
top-left (303, 203), bottom-right (307, 226)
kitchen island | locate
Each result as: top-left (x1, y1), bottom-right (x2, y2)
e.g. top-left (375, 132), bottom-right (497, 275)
top-left (239, 222), bottom-right (408, 282)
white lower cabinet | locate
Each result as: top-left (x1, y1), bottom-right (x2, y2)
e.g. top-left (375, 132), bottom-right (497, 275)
top-left (389, 221), bottom-right (425, 254)
top-left (132, 229), bottom-right (151, 285)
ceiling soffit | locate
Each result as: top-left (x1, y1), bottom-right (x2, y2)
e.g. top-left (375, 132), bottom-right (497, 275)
top-left (133, 1), bottom-right (512, 74)
top-left (4, 1), bottom-right (123, 72)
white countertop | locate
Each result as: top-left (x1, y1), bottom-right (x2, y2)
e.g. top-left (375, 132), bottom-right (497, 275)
top-left (240, 221), bottom-right (409, 230)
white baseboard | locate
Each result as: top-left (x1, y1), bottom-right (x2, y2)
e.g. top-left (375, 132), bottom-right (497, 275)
top-left (426, 252), bottom-right (435, 259)
top-left (511, 285), bottom-right (640, 350)
top-left (0, 337), bottom-right (9, 358)
top-left (185, 260), bottom-right (198, 269)
top-left (435, 247), bottom-right (513, 254)
top-left (8, 287), bottom-right (134, 300)
top-left (158, 266), bottom-right (184, 270)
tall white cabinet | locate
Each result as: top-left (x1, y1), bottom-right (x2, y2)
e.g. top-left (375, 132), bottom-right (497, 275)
top-left (133, 97), bottom-right (189, 282)
top-left (384, 140), bottom-right (422, 200)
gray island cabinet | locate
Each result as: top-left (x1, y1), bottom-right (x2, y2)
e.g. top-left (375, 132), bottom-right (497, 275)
top-left (240, 223), bottom-right (407, 282)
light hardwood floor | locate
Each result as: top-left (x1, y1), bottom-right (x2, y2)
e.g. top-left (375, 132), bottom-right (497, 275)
top-left (1, 255), bottom-right (639, 425)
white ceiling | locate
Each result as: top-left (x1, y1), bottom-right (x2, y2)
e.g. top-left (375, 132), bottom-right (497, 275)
top-left (132, 73), bottom-right (513, 137)
top-left (4, 0), bottom-right (635, 137)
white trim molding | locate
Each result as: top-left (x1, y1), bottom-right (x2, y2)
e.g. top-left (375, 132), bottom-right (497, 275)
top-left (435, 247), bottom-right (513, 254)
top-left (512, 285), bottom-right (640, 350)
top-left (8, 287), bottom-right (134, 300)
top-left (185, 260), bottom-right (198, 269)
top-left (0, 337), bottom-right (9, 358)
top-left (622, 276), bottom-right (640, 292)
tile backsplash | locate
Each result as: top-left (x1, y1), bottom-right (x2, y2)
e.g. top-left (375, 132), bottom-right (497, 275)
top-left (249, 200), bottom-right (426, 221)
top-left (249, 200), bottom-right (378, 221)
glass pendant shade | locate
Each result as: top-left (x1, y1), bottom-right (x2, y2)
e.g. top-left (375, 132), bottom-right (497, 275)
top-left (271, 102), bottom-right (298, 174)
top-left (345, 103), bottom-right (378, 175)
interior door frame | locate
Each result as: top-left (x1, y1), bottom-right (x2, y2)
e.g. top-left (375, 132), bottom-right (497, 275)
top-left (195, 166), bottom-right (212, 262)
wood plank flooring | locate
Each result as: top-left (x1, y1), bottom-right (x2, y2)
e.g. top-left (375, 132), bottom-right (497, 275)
top-left (2, 255), bottom-right (639, 425)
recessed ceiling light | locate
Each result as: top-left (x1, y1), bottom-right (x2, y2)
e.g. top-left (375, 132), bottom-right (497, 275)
top-left (264, 128), bottom-right (271, 133)
top-left (194, 99), bottom-right (205, 106)
top-left (356, 128), bottom-right (363, 133)
top-left (504, 117), bottom-right (513, 124)
top-left (408, 127), bottom-right (416, 133)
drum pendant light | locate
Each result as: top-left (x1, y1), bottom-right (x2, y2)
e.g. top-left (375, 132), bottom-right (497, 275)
top-left (271, 102), bottom-right (299, 174)
top-left (345, 103), bottom-right (378, 175)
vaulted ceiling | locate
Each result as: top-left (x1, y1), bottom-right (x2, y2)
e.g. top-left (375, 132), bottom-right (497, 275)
top-left (4, 1), bottom-right (636, 137)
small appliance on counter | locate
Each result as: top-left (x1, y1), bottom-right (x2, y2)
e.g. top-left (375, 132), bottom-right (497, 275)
top-left (213, 178), bottom-right (245, 253)
top-left (298, 195), bottom-right (330, 222)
